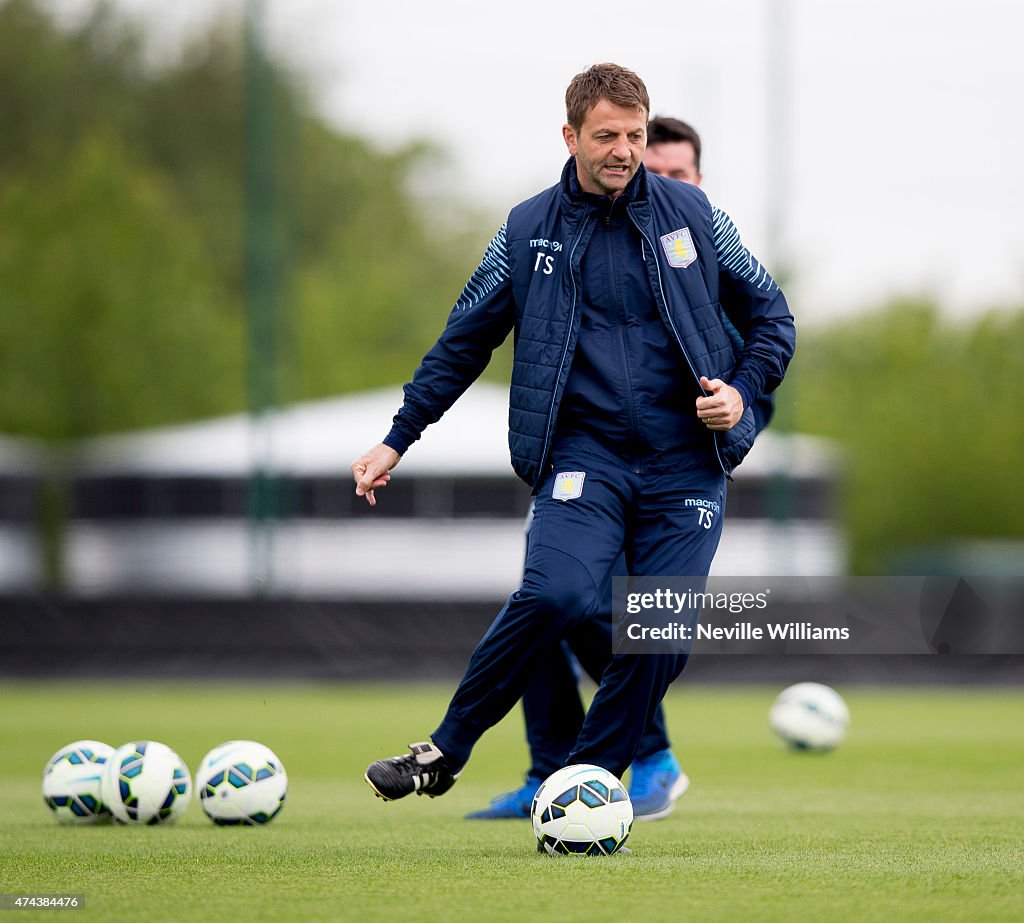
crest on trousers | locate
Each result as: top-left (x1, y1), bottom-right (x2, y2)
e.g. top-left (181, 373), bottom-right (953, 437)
top-left (552, 471), bottom-right (585, 502)
top-left (660, 227), bottom-right (697, 268)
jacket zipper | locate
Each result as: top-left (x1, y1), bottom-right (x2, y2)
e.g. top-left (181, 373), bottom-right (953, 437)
top-left (604, 211), bottom-right (642, 451)
top-left (536, 218), bottom-right (589, 486)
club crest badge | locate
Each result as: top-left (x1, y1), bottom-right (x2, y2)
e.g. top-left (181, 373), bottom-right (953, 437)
top-left (552, 471), bottom-right (585, 502)
top-left (660, 227), bottom-right (697, 268)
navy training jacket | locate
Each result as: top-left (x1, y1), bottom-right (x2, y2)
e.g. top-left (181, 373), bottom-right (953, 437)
top-left (384, 158), bottom-right (796, 488)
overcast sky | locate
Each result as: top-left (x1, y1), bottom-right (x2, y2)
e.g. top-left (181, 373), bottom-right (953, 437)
top-left (47, 0), bottom-right (1024, 321)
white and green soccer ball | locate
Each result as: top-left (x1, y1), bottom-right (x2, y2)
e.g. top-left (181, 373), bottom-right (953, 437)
top-left (42, 740), bottom-right (114, 824)
top-left (532, 764), bottom-right (633, 856)
top-left (100, 741), bottom-right (192, 824)
top-left (195, 740), bottom-right (287, 826)
top-left (770, 682), bottom-right (850, 751)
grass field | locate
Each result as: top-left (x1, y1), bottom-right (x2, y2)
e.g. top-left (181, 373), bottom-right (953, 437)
top-left (1, 681), bottom-right (1022, 922)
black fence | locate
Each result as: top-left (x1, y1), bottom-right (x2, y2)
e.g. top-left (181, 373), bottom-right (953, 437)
top-left (1, 472), bottom-right (838, 522)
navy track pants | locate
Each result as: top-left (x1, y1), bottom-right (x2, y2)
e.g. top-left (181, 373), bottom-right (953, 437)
top-left (432, 439), bottom-right (725, 779)
top-left (520, 556), bottom-right (671, 780)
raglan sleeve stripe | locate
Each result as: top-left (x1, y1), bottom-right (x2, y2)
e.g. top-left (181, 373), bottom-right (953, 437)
top-left (455, 223), bottom-right (510, 312)
top-left (712, 206), bottom-right (779, 293)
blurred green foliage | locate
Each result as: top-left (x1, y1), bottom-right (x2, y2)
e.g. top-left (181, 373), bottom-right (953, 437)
top-left (784, 301), bottom-right (1024, 572)
top-left (0, 0), bottom-right (497, 441)
top-left (0, 1), bottom-right (1020, 575)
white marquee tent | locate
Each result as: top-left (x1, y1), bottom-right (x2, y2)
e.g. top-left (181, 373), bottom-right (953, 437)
top-left (56, 383), bottom-right (845, 596)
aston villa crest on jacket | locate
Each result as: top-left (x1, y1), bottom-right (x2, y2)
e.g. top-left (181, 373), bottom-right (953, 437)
top-left (660, 227), bottom-right (697, 268)
top-left (552, 471), bottom-right (585, 501)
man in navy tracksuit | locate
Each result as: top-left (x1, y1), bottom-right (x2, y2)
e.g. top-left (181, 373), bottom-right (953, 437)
top-left (355, 64), bottom-right (795, 811)
top-left (467, 116), bottom-right (751, 823)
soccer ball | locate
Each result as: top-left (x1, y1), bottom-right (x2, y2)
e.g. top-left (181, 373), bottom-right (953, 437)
top-left (42, 740), bottom-right (114, 823)
top-left (195, 740), bottom-right (287, 826)
top-left (100, 741), bottom-right (192, 824)
top-left (770, 682), bottom-right (850, 751)
top-left (532, 764), bottom-right (633, 856)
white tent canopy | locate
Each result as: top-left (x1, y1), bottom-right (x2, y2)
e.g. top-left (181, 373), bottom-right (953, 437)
top-left (63, 385), bottom-right (845, 594)
top-left (75, 382), bottom-right (838, 480)
top-left (77, 383), bottom-right (515, 477)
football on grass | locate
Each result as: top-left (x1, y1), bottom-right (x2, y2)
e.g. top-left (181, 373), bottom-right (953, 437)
top-left (770, 682), bottom-right (850, 751)
top-left (532, 764), bottom-right (633, 856)
top-left (195, 740), bottom-right (287, 825)
top-left (101, 740), bottom-right (192, 824)
top-left (42, 740), bottom-right (114, 824)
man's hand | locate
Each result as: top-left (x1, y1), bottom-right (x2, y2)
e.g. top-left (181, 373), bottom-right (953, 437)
top-left (696, 376), bottom-right (744, 431)
top-left (351, 444), bottom-right (401, 507)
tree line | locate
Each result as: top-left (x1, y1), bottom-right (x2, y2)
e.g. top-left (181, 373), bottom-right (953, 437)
top-left (0, 0), bottom-right (494, 442)
top-left (1, 0), bottom-right (1020, 575)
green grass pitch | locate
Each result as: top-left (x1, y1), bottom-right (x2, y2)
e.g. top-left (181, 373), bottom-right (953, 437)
top-left (1, 681), bottom-right (1022, 922)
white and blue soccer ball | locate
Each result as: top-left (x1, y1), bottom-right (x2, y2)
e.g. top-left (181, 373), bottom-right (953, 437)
top-left (100, 741), bottom-right (192, 824)
top-left (195, 740), bottom-right (287, 826)
top-left (532, 764), bottom-right (633, 856)
top-left (770, 682), bottom-right (850, 751)
top-left (42, 740), bottom-right (114, 824)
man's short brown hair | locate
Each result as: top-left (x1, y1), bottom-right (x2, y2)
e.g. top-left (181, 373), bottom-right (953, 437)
top-left (564, 63), bottom-right (650, 131)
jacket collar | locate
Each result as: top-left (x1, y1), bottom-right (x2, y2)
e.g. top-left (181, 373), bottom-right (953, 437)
top-left (560, 157), bottom-right (649, 212)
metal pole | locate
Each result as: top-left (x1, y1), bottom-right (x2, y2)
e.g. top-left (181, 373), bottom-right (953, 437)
top-left (244, 0), bottom-right (279, 593)
top-left (765, 0), bottom-right (799, 573)
top-left (765, 0), bottom-right (792, 274)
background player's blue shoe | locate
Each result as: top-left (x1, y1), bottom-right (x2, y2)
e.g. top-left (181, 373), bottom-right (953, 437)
top-left (628, 749), bottom-right (689, 821)
top-left (465, 775), bottom-right (544, 819)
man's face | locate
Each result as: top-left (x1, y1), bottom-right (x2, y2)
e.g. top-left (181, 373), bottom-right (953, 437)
top-left (643, 140), bottom-right (702, 185)
top-left (563, 98), bottom-right (647, 199)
